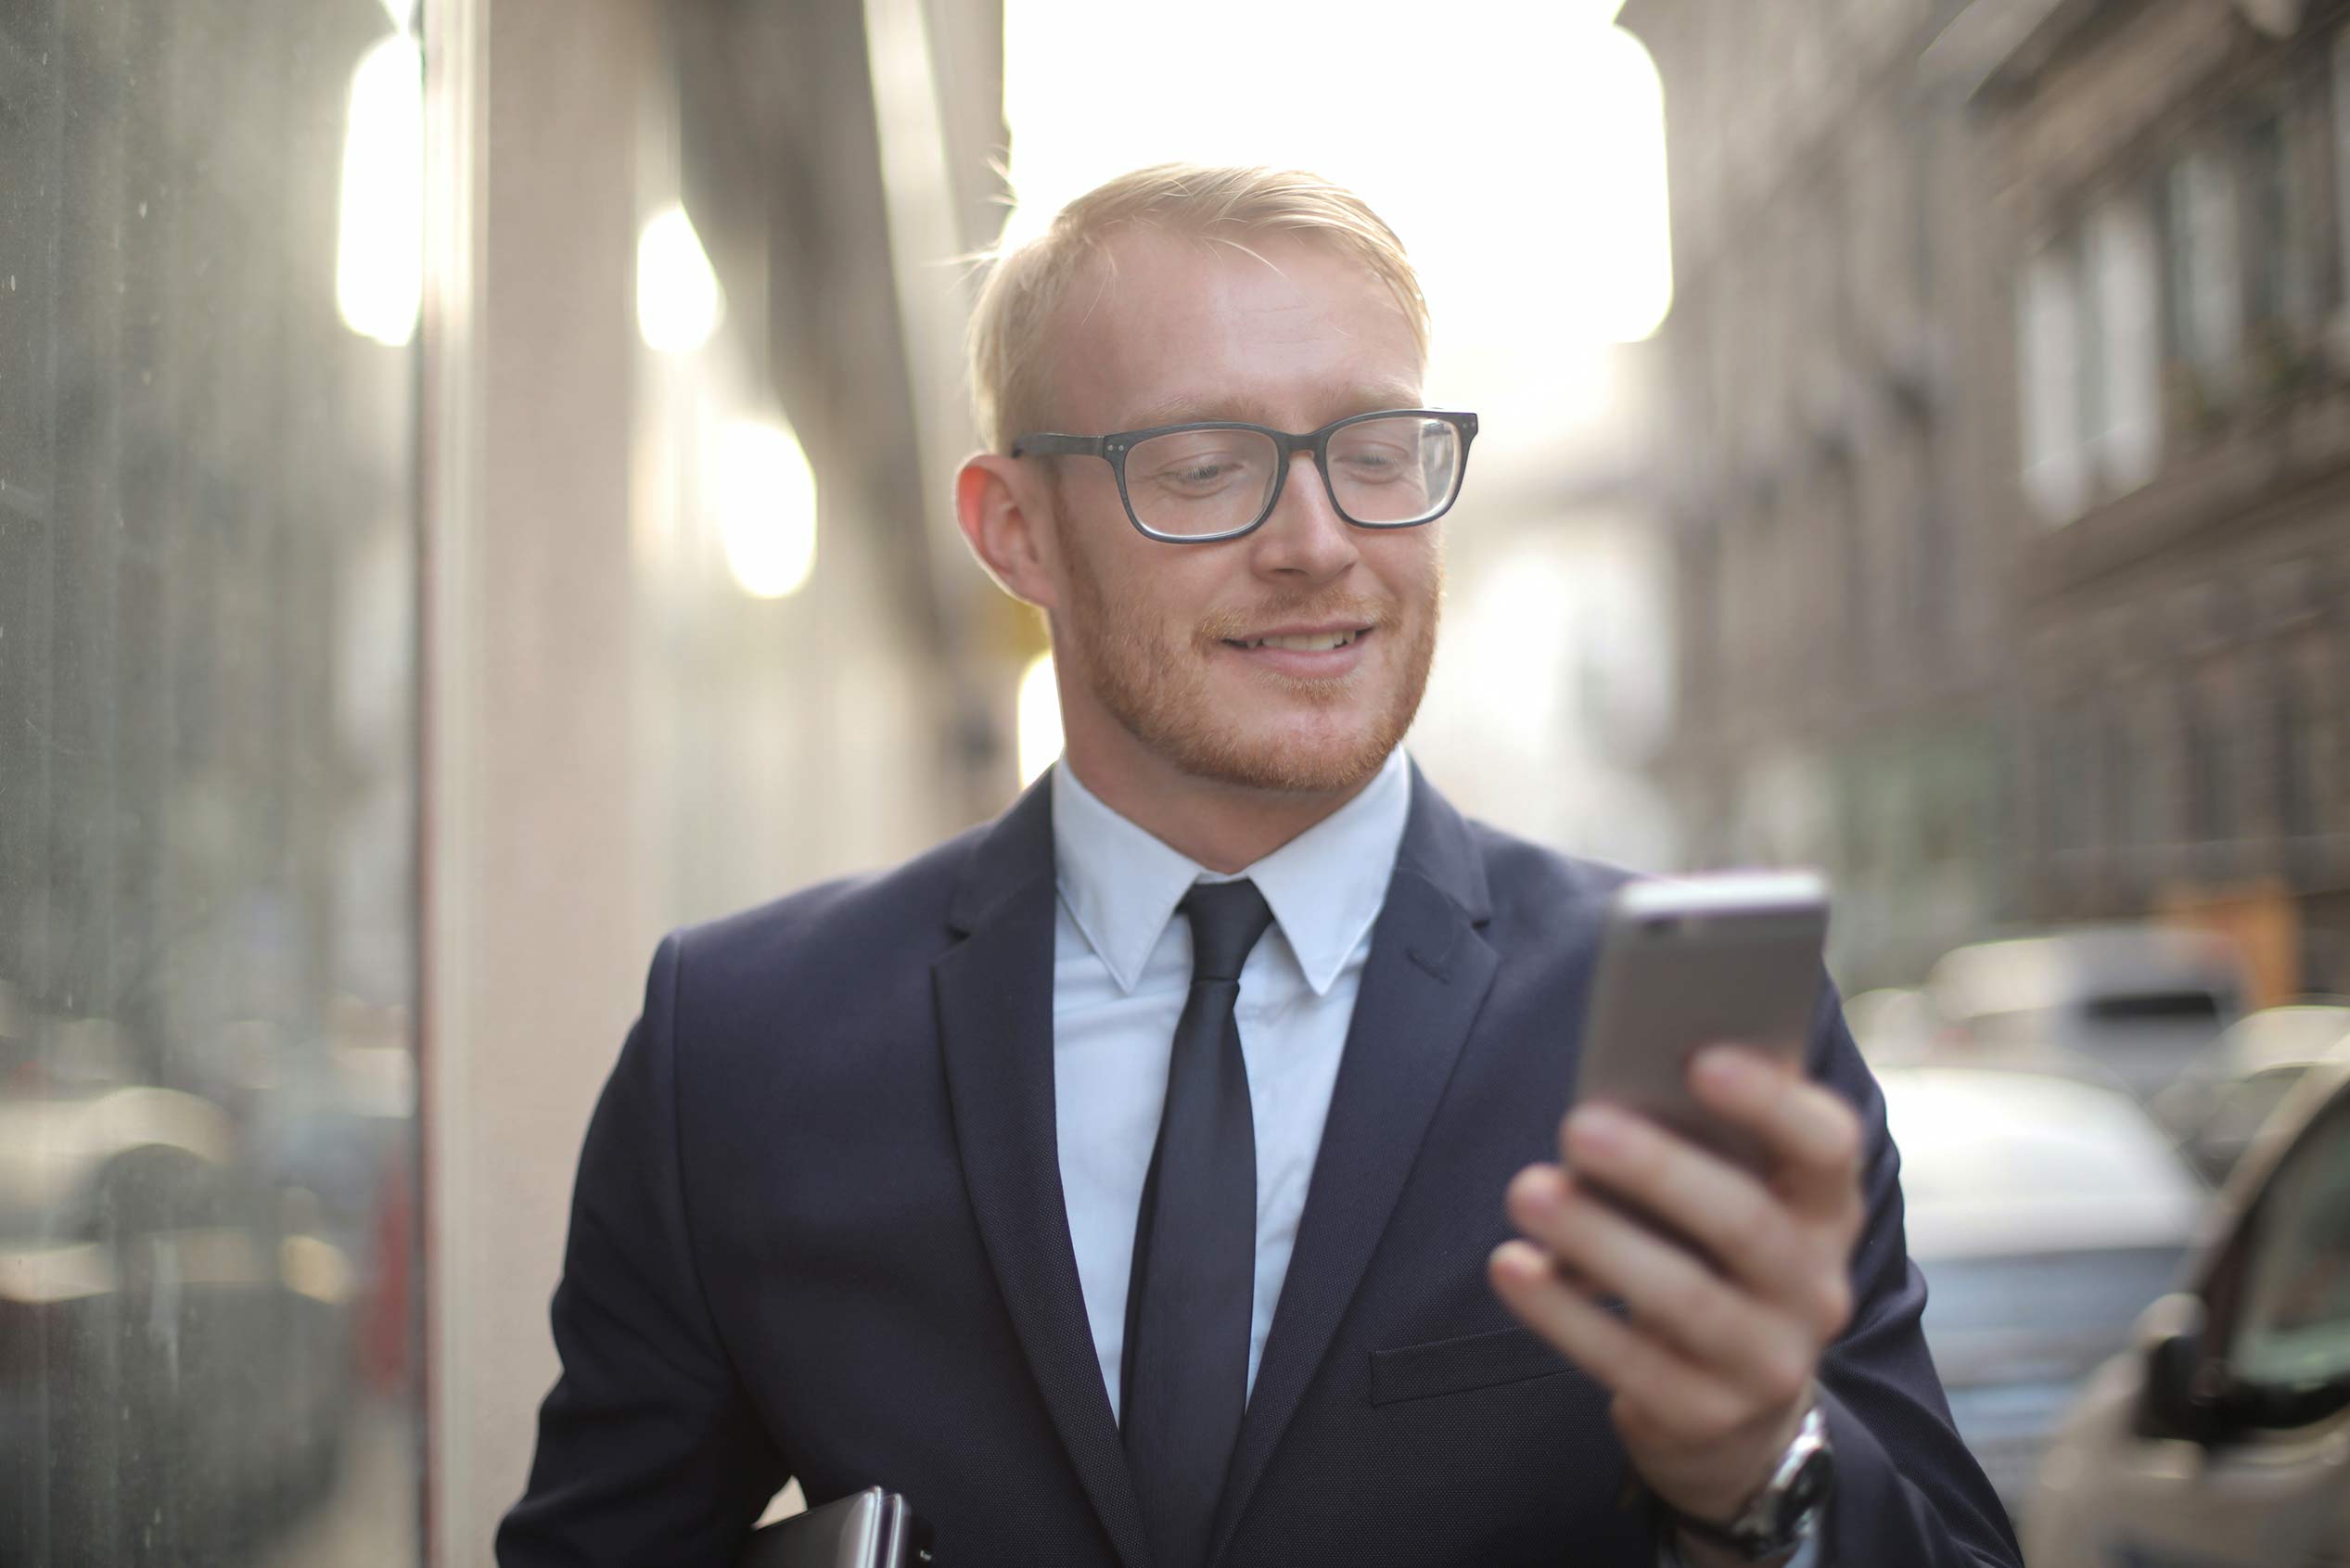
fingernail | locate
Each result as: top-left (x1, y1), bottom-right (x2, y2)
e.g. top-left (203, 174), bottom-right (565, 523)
top-left (1512, 1165), bottom-right (1565, 1219)
top-left (1567, 1105), bottom-right (1629, 1154)
top-left (1490, 1240), bottom-right (1546, 1285)
top-left (1694, 1047), bottom-right (1758, 1090)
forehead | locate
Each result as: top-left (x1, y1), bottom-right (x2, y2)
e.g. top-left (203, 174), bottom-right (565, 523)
top-left (1043, 230), bottom-right (1425, 431)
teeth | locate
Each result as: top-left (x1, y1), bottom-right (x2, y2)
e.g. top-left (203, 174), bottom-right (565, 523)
top-left (1247, 631), bottom-right (1358, 651)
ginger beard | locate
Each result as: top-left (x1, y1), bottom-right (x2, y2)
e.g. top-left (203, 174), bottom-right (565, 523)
top-left (1046, 495), bottom-right (1442, 795)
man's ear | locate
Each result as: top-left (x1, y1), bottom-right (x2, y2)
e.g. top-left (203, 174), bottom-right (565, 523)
top-left (955, 453), bottom-right (1061, 611)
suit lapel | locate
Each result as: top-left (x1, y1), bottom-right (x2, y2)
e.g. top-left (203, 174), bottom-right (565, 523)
top-left (934, 773), bottom-right (1154, 1568)
top-left (1208, 769), bottom-right (1500, 1564)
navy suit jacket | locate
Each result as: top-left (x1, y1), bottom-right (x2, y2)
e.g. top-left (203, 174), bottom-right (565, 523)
top-left (498, 766), bottom-right (2022, 1567)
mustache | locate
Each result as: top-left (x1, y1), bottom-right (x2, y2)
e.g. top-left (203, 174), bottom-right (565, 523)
top-left (1196, 595), bottom-right (1400, 644)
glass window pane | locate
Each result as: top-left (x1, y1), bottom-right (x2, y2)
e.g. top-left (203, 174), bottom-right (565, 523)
top-left (0, 2), bottom-right (424, 1562)
top-left (2167, 151), bottom-right (2243, 387)
top-left (2234, 1108), bottom-right (2350, 1393)
top-left (2086, 197), bottom-right (2163, 495)
top-left (2019, 243), bottom-right (2088, 524)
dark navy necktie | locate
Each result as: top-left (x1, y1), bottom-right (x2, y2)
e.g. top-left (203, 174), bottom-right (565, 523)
top-left (1121, 878), bottom-right (1276, 1568)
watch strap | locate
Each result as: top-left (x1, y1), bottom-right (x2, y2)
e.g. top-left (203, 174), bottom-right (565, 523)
top-left (1659, 1400), bottom-right (1833, 1562)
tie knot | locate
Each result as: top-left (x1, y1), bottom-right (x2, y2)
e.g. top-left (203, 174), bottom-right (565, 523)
top-left (1180, 879), bottom-right (1275, 984)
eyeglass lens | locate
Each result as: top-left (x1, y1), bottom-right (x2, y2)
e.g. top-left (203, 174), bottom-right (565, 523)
top-left (1122, 415), bottom-right (1463, 538)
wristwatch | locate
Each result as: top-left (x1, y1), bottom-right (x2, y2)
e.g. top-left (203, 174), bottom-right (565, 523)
top-left (1663, 1401), bottom-right (1834, 1562)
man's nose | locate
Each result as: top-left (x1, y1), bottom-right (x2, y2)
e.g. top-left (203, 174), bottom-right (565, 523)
top-left (1247, 451), bottom-right (1359, 580)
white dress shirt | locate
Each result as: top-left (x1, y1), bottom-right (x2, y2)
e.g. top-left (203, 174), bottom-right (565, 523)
top-left (1050, 747), bottom-right (1409, 1421)
top-left (1047, 751), bottom-right (1820, 1568)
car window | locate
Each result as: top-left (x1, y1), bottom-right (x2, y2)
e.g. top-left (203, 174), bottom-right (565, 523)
top-left (2196, 1066), bottom-right (2311, 1161)
top-left (2230, 1102), bottom-right (2350, 1395)
top-left (2084, 990), bottom-right (2227, 1028)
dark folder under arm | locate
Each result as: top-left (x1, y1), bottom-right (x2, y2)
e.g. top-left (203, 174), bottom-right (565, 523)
top-left (736, 1488), bottom-right (930, 1568)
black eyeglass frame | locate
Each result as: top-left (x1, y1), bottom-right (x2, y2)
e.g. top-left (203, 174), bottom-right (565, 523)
top-left (1010, 407), bottom-right (1480, 543)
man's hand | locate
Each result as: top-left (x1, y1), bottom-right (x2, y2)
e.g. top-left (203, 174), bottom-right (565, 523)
top-left (1488, 1045), bottom-right (1865, 1545)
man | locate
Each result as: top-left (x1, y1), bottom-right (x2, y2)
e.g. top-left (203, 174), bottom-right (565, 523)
top-left (498, 165), bottom-right (2019, 1568)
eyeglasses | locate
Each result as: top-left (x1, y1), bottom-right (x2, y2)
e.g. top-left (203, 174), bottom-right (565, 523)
top-left (1010, 408), bottom-right (1478, 543)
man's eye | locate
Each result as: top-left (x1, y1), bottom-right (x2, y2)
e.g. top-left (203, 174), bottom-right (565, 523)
top-left (1336, 444), bottom-right (1411, 480)
top-left (1146, 451), bottom-right (1258, 492)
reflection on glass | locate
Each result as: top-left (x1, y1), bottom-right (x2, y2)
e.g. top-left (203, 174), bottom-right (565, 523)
top-left (637, 204), bottom-right (724, 353)
top-left (0, 1), bottom-right (423, 1563)
top-left (716, 416), bottom-right (819, 600)
top-left (337, 31), bottom-right (426, 348)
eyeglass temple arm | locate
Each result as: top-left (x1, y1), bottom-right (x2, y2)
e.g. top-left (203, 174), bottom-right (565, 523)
top-left (1007, 433), bottom-right (1104, 458)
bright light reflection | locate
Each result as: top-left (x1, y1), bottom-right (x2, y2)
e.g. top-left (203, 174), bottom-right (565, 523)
top-left (335, 33), bottom-right (424, 348)
top-left (1016, 652), bottom-right (1062, 786)
top-left (716, 418), bottom-right (818, 599)
top-left (1000, 0), bottom-right (1672, 431)
top-left (638, 205), bottom-right (724, 353)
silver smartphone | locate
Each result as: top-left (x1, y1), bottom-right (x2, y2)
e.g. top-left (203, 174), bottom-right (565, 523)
top-left (1574, 870), bottom-right (1830, 1177)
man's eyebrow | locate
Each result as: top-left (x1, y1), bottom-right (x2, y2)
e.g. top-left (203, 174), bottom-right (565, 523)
top-left (1118, 381), bottom-right (1425, 431)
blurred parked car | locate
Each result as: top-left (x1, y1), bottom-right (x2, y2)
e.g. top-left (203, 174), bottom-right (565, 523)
top-left (2151, 1002), bottom-right (2350, 1185)
top-left (0, 1006), bottom-right (358, 1565)
top-left (1880, 1063), bottom-right (2208, 1514)
top-left (2023, 1055), bottom-right (2350, 1567)
top-left (1926, 925), bottom-right (2244, 1103)
top-left (1843, 986), bottom-right (1939, 1064)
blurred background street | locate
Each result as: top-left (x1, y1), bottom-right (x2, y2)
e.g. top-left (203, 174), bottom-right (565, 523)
top-left (5, 0), bottom-right (2350, 1562)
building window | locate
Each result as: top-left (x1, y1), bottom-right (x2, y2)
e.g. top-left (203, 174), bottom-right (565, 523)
top-left (2165, 149), bottom-right (2244, 414)
top-left (2186, 682), bottom-right (2238, 848)
top-left (2334, 29), bottom-right (2350, 314)
top-left (2275, 648), bottom-right (2329, 845)
top-left (2245, 112), bottom-right (2297, 324)
top-left (2242, 100), bottom-right (2318, 396)
top-left (2085, 194), bottom-right (2164, 495)
top-left (2278, 670), bottom-right (2314, 842)
top-left (2020, 241), bottom-right (2088, 522)
top-left (2099, 705), bottom-right (2131, 860)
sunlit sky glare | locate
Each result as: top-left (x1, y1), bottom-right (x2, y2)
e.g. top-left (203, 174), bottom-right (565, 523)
top-left (1000, 0), bottom-right (1669, 456)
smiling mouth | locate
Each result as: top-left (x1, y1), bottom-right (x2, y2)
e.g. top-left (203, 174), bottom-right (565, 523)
top-left (1222, 628), bottom-right (1371, 652)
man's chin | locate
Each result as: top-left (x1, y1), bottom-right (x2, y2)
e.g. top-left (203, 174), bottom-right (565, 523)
top-left (1157, 645), bottom-right (1427, 794)
top-left (1172, 716), bottom-right (1399, 796)
top-left (1076, 615), bottom-right (1432, 797)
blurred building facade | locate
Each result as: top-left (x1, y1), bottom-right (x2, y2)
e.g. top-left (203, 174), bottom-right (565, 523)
top-left (1974, 0), bottom-right (2350, 1003)
top-left (1628, 0), bottom-right (2350, 1001)
top-left (1624, 0), bottom-right (2016, 988)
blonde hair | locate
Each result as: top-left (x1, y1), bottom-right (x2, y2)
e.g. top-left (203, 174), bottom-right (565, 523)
top-left (965, 163), bottom-right (1432, 454)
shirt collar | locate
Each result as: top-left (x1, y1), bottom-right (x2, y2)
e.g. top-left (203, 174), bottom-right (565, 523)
top-left (1051, 747), bottom-right (1411, 998)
